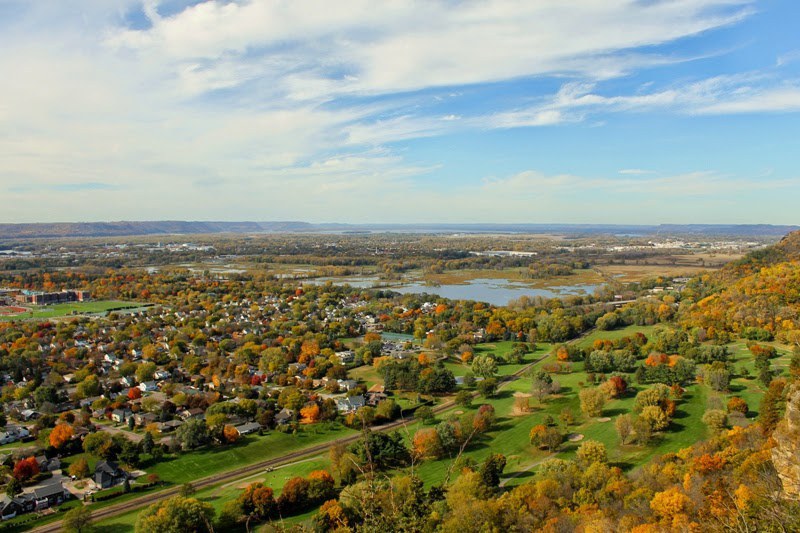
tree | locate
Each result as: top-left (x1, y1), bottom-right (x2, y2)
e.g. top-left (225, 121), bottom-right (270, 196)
top-left (415, 405), bottom-right (435, 424)
top-left (702, 409), bottom-right (728, 434)
top-left (615, 414), bottom-right (634, 445)
top-left (471, 355), bottom-right (498, 378)
top-left (579, 388), bottom-right (606, 418)
top-left (128, 387), bottom-right (142, 400)
top-left (83, 431), bottom-right (113, 458)
top-left (639, 405), bottom-right (670, 432)
top-left (576, 440), bottom-right (607, 467)
top-left (176, 418), bottom-right (209, 450)
top-left (531, 371), bottom-right (554, 403)
top-left (62, 505), bottom-right (93, 533)
top-left (13, 456), bottom-right (39, 481)
top-left (136, 361), bottom-right (157, 383)
top-left (300, 403), bottom-right (321, 424)
top-left (480, 453), bottom-right (507, 488)
top-left (5, 478), bottom-right (21, 497)
top-left (412, 428), bottom-right (442, 459)
top-left (222, 425), bottom-right (240, 444)
top-left (68, 457), bottom-right (90, 479)
top-left (141, 431), bottom-right (155, 455)
top-left (477, 378), bottom-right (498, 398)
top-left (455, 390), bottom-right (473, 408)
top-left (49, 423), bottom-right (73, 449)
top-left (727, 397), bottom-right (749, 415)
top-left (374, 398), bottom-right (399, 421)
top-left (135, 496), bottom-right (215, 533)
top-left (236, 482), bottom-right (276, 521)
top-left (277, 476), bottom-right (311, 514)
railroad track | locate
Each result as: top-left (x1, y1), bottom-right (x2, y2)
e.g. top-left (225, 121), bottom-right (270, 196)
top-left (30, 345), bottom-right (559, 532)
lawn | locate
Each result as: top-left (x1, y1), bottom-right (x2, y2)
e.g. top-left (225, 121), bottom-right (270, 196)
top-left (577, 324), bottom-right (663, 348)
top-left (147, 423), bottom-right (357, 484)
top-left (0, 300), bottom-right (144, 321)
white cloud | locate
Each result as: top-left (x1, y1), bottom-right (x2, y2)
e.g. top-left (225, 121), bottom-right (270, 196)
top-left (4, 0), bottom-right (798, 223)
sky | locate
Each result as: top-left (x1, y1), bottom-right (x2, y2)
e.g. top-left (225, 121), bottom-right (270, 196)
top-left (1, 0), bottom-right (799, 224)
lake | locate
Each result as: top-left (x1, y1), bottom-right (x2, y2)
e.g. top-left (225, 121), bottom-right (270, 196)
top-left (306, 276), bottom-right (601, 306)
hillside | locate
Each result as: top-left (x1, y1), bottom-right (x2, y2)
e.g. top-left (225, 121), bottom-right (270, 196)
top-left (678, 230), bottom-right (800, 342)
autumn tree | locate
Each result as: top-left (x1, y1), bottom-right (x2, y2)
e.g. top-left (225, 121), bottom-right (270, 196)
top-left (222, 425), bottom-right (240, 444)
top-left (412, 428), bottom-right (442, 459)
top-left (615, 414), bottom-right (634, 444)
top-left (576, 440), bottom-right (607, 467)
top-left (579, 387), bottom-right (606, 418)
top-left (49, 423), bottom-right (73, 449)
top-left (68, 457), bottom-right (90, 479)
top-left (300, 403), bottom-right (321, 424)
top-left (13, 456), bottom-right (39, 481)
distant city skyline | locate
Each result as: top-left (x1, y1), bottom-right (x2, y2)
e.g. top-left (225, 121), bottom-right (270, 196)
top-left (1, 1), bottom-right (799, 224)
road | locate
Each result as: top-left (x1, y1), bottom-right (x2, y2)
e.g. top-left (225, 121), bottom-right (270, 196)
top-left (30, 343), bottom-right (565, 532)
top-left (94, 423), bottom-right (144, 443)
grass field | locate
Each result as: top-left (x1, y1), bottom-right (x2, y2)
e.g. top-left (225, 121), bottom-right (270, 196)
top-left (0, 300), bottom-right (143, 321)
top-left (147, 423), bottom-right (356, 484)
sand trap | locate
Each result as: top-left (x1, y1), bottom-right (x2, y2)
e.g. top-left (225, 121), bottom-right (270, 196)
top-left (567, 433), bottom-right (584, 442)
top-left (513, 392), bottom-right (532, 398)
top-left (597, 417), bottom-right (611, 422)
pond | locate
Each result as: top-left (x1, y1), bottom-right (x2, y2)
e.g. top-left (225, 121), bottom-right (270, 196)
top-left (306, 276), bottom-right (601, 306)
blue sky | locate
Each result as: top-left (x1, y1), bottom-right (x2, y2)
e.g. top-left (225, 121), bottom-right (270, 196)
top-left (1, 0), bottom-right (799, 224)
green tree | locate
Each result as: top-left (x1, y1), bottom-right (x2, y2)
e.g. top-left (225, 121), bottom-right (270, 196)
top-left (479, 453), bottom-right (507, 488)
top-left (471, 355), bottom-right (498, 378)
top-left (477, 378), bottom-right (498, 398)
top-left (176, 418), bottom-right (209, 450)
top-left (455, 390), bottom-right (473, 408)
top-left (135, 496), bottom-right (214, 533)
top-left (62, 505), bottom-right (92, 533)
top-left (6, 478), bottom-right (21, 497)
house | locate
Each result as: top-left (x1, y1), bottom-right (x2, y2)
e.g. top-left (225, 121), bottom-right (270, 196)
top-left (30, 479), bottom-right (69, 510)
top-left (274, 408), bottom-right (295, 425)
top-left (365, 392), bottom-right (388, 407)
top-left (159, 419), bottom-right (184, 433)
top-left (178, 408), bottom-right (204, 420)
top-left (337, 379), bottom-right (358, 392)
top-left (334, 351), bottom-right (355, 364)
top-left (336, 395), bottom-right (366, 413)
top-left (111, 408), bottom-right (133, 423)
top-left (153, 370), bottom-right (171, 381)
top-left (0, 495), bottom-right (24, 520)
top-left (19, 409), bottom-right (37, 421)
top-left (120, 376), bottom-right (136, 388)
top-left (134, 412), bottom-right (158, 427)
top-left (35, 456), bottom-right (61, 472)
top-left (138, 381), bottom-right (158, 393)
top-left (233, 422), bottom-right (261, 436)
top-left (94, 461), bottom-right (127, 489)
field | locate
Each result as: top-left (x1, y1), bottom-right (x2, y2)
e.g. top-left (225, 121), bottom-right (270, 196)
top-left (0, 300), bottom-right (143, 321)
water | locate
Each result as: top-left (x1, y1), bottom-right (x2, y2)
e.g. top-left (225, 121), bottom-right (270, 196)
top-left (306, 276), bottom-right (600, 306)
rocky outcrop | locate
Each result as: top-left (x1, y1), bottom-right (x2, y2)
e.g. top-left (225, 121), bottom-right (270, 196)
top-left (772, 385), bottom-right (800, 499)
